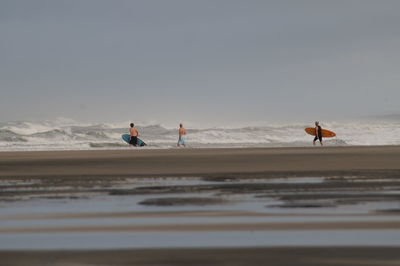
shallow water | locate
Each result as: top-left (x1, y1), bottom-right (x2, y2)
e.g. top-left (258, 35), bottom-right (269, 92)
top-left (1, 230), bottom-right (400, 250)
top-left (3, 214), bottom-right (400, 228)
top-left (1, 175), bottom-right (400, 216)
top-left (1, 175), bottom-right (400, 250)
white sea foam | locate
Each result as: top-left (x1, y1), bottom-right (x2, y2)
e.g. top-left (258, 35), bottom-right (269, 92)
top-left (0, 118), bottom-right (399, 151)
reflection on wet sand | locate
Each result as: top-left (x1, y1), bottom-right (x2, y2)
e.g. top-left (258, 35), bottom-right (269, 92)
top-left (1, 147), bottom-right (400, 265)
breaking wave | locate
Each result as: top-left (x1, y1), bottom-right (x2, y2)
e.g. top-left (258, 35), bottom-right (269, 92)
top-left (0, 118), bottom-right (399, 151)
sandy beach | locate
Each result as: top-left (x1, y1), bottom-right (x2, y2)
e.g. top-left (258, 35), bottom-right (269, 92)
top-left (1, 146), bottom-right (400, 265)
top-left (1, 145), bottom-right (400, 177)
top-left (1, 247), bottom-right (400, 266)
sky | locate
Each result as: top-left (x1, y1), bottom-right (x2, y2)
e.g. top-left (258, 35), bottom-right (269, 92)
top-left (1, 0), bottom-right (400, 125)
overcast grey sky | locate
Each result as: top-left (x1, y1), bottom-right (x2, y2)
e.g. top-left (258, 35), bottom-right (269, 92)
top-left (1, 0), bottom-right (400, 124)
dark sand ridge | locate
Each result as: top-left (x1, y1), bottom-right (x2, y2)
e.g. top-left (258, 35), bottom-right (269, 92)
top-left (1, 247), bottom-right (400, 266)
top-left (1, 146), bottom-right (400, 178)
top-left (3, 178), bottom-right (400, 199)
top-left (0, 211), bottom-right (392, 221)
top-left (1, 221), bottom-right (400, 234)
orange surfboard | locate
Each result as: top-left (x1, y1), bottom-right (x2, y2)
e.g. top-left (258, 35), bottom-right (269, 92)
top-left (305, 127), bottom-right (336, 138)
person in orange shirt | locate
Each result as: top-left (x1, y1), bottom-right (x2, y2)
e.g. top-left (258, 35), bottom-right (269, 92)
top-left (177, 123), bottom-right (187, 147)
top-left (129, 123), bottom-right (139, 146)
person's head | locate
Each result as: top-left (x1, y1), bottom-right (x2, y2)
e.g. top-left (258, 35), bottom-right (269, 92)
top-left (179, 123), bottom-right (183, 128)
top-left (315, 121), bottom-right (319, 126)
top-left (130, 123), bottom-right (134, 128)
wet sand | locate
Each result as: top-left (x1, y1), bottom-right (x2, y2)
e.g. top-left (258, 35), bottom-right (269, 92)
top-left (1, 247), bottom-right (400, 266)
top-left (1, 145), bottom-right (400, 177)
top-left (1, 146), bottom-right (400, 265)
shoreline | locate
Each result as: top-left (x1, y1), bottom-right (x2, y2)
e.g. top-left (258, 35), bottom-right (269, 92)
top-left (1, 143), bottom-right (400, 152)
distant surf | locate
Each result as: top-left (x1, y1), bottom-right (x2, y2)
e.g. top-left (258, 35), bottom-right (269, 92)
top-left (0, 118), bottom-right (399, 151)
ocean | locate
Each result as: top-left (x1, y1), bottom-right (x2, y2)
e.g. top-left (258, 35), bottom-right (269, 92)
top-left (0, 118), bottom-right (399, 151)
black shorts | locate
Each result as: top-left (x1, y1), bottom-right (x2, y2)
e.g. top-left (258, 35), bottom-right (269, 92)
top-left (314, 135), bottom-right (322, 142)
top-left (130, 136), bottom-right (138, 145)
